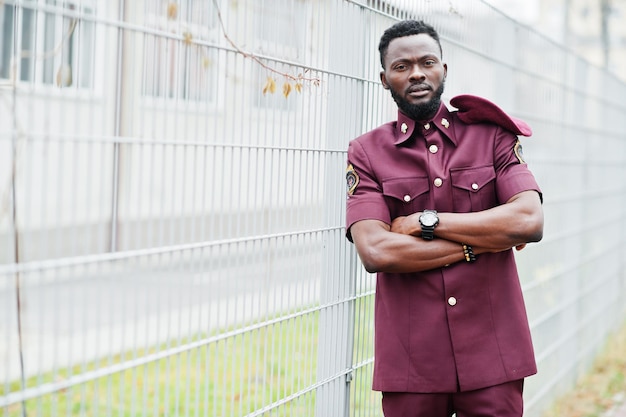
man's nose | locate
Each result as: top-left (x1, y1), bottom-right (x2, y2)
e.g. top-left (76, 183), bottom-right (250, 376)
top-left (408, 65), bottom-right (425, 81)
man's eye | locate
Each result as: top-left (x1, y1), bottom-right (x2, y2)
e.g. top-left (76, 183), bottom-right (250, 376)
top-left (394, 64), bottom-right (406, 70)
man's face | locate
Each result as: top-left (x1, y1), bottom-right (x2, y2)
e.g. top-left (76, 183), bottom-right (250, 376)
top-left (380, 34), bottom-right (447, 121)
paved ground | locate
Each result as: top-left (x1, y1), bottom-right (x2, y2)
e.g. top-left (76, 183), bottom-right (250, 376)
top-left (605, 394), bottom-right (626, 417)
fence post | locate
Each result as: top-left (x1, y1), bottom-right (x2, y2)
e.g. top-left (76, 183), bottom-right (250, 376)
top-left (315, 4), bottom-right (365, 415)
top-left (315, 87), bottom-right (359, 417)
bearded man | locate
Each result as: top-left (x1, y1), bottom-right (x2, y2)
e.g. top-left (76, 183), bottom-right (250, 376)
top-left (345, 20), bottom-right (544, 417)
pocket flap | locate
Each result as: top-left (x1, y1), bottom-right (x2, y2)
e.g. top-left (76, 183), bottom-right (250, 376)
top-left (450, 166), bottom-right (496, 192)
top-left (382, 177), bottom-right (430, 202)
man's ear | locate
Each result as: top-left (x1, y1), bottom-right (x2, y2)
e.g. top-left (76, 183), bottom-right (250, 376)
top-left (380, 71), bottom-right (390, 90)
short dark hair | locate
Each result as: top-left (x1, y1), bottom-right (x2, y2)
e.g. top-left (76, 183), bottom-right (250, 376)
top-left (378, 20), bottom-right (442, 69)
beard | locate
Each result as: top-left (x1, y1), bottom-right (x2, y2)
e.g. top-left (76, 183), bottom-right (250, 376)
top-left (389, 80), bottom-right (445, 122)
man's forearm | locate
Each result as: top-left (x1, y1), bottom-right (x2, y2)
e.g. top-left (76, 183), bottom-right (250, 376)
top-left (390, 191), bottom-right (544, 250)
top-left (439, 191), bottom-right (543, 248)
top-left (436, 213), bottom-right (538, 250)
top-left (351, 220), bottom-right (469, 273)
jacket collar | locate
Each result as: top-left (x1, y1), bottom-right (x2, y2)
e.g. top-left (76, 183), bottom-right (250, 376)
top-left (393, 102), bottom-right (457, 146)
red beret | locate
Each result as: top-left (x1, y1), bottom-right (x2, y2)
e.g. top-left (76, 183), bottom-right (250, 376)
top-left (449, 94), bottom-right (532, 137)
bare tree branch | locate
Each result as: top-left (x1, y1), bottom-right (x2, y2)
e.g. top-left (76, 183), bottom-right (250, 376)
top-left (211, 0), bottom-right (320, 85)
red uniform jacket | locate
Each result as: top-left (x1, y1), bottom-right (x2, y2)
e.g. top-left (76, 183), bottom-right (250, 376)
top-left (346, 98), bottom-right (542, 393)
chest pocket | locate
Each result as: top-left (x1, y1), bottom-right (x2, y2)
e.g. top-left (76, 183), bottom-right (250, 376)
top-left (450, 165), bottom-right (497, 212)
top-left (382, 177), bottom-right (430, 219)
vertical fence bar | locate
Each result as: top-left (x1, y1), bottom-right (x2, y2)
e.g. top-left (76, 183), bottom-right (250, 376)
top-left (8, 3), bottom-right (27, 416)
top-left (108, 0), bottom-right (125, 253)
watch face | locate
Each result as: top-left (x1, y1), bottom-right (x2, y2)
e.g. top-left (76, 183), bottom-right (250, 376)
top-left (421, 212), bottom-right (438, 227)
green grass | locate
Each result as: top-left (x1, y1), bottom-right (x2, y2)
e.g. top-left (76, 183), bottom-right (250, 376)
top-left (3, 296), bottom-right (378, 417)
top-left (4, 315), bottom-right (319, 416)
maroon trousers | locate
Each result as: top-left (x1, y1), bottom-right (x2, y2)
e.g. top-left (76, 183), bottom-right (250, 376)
top-left (381, 379), bottom-right (524, 417)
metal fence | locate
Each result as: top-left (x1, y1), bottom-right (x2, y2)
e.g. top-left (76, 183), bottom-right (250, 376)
top-left (1, 0), bottom-right (625, 416)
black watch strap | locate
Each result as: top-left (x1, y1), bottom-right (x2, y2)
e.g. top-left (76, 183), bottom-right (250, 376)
top-left (421, 225), bottom-right (435, 240)
top-left (419, 209), bottom-right (439, 240)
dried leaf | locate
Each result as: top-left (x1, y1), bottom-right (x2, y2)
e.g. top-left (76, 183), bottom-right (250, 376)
top-left (55, 64), bottom-right (72, 87)
top-left (282, 82), bottom-right (292, 98)
top-left (183, 32), bottom-right (193, 45)
top-left (262, 77), bottom-right (276, 95)
top-left (167, 3), bottom-right (178, 20)
top-left (294, 83), bottom-right (302, 93)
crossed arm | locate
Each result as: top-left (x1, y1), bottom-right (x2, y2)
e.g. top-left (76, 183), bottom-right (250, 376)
top-left (349, 190), bottom-right (544, 274)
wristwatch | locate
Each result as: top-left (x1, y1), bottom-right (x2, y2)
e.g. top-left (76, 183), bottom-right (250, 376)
top-left (419, 210), bottom-right (439, 240)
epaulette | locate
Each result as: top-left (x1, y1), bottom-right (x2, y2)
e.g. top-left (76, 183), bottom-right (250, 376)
top-left (449, 94), bottom-right (532, 137)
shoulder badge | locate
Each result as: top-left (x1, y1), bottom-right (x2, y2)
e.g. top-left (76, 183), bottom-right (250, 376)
top-left (346, 164), bottom-right (360, 195)
top-left (513, 140), bottom-right (526, 164)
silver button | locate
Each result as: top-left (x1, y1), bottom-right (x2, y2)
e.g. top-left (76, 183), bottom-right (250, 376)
top-left (428, 144), bottom-right (438, 154)
top-left (434, 178), bottom-right (443, 187)
top-left (448, 297), bottom-right (457, 306)
top-left (403, 194), bottom-right (411, 202)
top-left (424, 123), bottom-right (430, 130)
top-left (472, 183), bottom-right (479, 190)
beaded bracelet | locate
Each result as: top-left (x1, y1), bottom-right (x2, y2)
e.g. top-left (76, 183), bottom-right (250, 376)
top-left (462, 244), bottom-right (476, 263)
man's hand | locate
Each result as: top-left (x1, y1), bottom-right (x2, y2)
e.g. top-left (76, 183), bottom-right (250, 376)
top-left (390, 215), bottom-right (412, 235)
top-left (390, 214), bottom-right (421, 236)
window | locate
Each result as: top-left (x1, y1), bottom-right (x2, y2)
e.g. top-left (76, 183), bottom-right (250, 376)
top-left (0, 1), bottom-right (95, 88)
top-left (252, 0), bottom-right (307, 110)
top-left (254, 0), bottom-right (306, 59)
top-left (142, 0), bottom-right (219, 102)
top-left (0, 5), bottom-right (15, 79)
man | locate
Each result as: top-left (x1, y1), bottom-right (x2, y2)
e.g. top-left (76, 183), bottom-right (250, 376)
top-left (345, 20), bottom-right (544, 417)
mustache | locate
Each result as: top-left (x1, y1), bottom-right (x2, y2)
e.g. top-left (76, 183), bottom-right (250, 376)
top-left (406, 84), bottom-right (432, 94)
top-left (389, 80), bottom-right (445, 121)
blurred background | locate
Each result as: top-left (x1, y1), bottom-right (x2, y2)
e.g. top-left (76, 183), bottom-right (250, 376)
top-left (485, 0), bottom-right (626, 82)
top-left (1, 0), bottom-right (625, 416)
